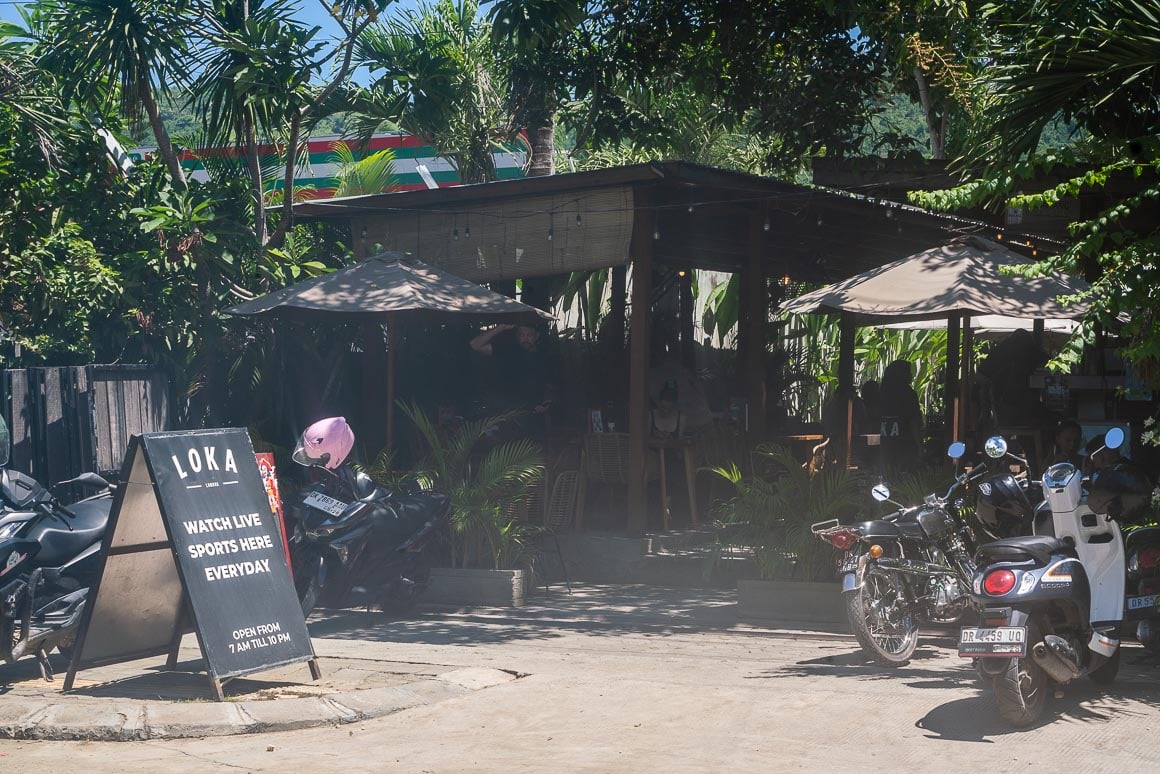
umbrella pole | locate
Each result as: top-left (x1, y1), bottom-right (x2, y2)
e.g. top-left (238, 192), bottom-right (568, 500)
top-left (387, 312), bottom-right (397, 454)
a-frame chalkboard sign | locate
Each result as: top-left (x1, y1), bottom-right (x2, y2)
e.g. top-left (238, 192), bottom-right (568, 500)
top-left (63, 428), bottom-right (319, 700)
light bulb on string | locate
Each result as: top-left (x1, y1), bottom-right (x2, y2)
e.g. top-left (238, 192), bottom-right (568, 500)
top-left (453, 227), bottom-right (459, 240)
top-left (576, 213), bottom-right (582, 227)
top-left (465, 224), bottom-right (471, 238)
top-left (763, 216), bottom-right (771, 232)
top-left (653, 228), bottom-right (661, 240)
top-left (547, 227), bottom-right (554, 241)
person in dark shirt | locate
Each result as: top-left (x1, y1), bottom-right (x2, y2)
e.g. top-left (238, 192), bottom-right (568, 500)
top-left (878, 359), bottom-right (924, 476)
top-left (470, 323), bottom-right (557, 438)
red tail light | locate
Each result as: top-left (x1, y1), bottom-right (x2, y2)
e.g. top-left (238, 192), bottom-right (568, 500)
top-left (1140, 547), bottom-right (1160, 570)
top-left (983, 569), bottom-right (1017, 595)
top-left (828, 530), bottom-right (857, 551)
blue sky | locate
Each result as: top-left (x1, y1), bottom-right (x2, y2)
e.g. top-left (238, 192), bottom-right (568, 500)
top-left (0, 0), bottom-right (426, 38)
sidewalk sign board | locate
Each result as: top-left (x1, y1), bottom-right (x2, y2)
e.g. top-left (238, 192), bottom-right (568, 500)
top-left (63, 428), bottom-right (319, 700)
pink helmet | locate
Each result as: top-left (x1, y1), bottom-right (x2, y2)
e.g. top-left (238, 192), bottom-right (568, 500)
top-left (292, 417), bottom-right (355, 469)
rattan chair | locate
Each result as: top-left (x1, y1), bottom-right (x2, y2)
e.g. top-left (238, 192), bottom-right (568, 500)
top-left (533, 469), bottom-right (578, 594)
top-left (576, 432), bottom-right (630, 528)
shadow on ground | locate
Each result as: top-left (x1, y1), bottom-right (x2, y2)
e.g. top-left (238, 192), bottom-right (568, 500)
top-left (306, 584), bottom-right (749, 645)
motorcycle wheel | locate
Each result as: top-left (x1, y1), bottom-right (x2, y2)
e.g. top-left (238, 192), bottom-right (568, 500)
top-left (292, 552), bottom-right (325, 617)
top-left (844, 572), bottom-right (919, 667)
top-left (993, 657), bottom-right (1048, 728)
top-left (1089, 648), bottom-right (1121, 685)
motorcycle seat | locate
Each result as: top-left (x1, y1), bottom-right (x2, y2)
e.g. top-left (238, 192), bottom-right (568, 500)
top-left (25, 496), bottom-right (110, 567)
top-left (975, 534), bottom-right (1076, 567)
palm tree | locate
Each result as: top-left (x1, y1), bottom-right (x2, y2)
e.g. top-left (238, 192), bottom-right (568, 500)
top-left (32, 0), bottom-right (192, 189)
top-left (487, 0), bottom-right (585, 177)
top-left (331, 141), bottom-right (398, 197)
top-left (343, 0), bottom-right (512, 184)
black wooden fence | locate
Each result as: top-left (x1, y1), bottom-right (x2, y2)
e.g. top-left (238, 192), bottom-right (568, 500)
top-left (1, 365), bottom-right (174, 489)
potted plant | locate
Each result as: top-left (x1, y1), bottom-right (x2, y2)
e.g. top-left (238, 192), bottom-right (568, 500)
top-left (712, 445), bottom-right (865, 625)
top-left (400, 403), bottom-right (543, 607)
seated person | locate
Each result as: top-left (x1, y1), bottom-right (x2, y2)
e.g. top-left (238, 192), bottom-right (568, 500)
top-left (650, 381), bottom-right (686, 440)
top-left (1048, 419), bottom-right (1084, 467)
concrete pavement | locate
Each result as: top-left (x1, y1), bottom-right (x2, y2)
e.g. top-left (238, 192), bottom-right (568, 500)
top-left (1, 585), bottom-right (1159, 771)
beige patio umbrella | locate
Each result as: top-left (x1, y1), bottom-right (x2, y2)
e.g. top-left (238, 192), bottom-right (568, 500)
top-left (782, 235), bottom-right (1090, 321)
top-left (225, 252), bottom-right (553, 449)
top-left (782, 235), bottom-right (1090, 462)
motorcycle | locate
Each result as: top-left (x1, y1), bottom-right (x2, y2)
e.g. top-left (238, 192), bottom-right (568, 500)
top-left (961, 428), bottom-right (1152, 727)
top-left (811, 441), bottom-right (985, 666)
top-left (1123, 524), bottom-right (1160, 653)
top-left (0, 414), bottom-right (112, 680)
top-left (286, 417), bottom-right (451, 615)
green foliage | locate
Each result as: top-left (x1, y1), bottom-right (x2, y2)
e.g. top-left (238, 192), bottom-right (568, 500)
top-left (713, 445), bottom-right (866, 581)
top-left (912, 0), bottom-right (1160, 385)
top-left (400, 402), bottom-right (543, 571)
top-left (331, 141), bottom-right (398, 197)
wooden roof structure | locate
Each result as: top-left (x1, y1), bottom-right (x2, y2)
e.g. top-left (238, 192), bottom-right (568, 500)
top-left (294, 161), bottom-right (1049, 533)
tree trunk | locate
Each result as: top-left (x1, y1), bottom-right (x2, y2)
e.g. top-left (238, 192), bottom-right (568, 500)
top-left (528, 123), bottom-right (555, 176)
top-left (268, 111), bottom-right (303, 249)
top-left (913, 67), bottom-right (945, 160)
top-left (242, 114), bottom-right (267, 245)
top-left (138, 76), bottom-right (187, 191)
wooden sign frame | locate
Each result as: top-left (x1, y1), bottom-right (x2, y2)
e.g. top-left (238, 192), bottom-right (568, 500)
top-left (64, 429), bottom-right (318, 700)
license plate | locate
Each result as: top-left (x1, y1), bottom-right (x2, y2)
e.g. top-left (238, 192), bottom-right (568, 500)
top-left (1127, 594), bottom-right (1160, 612)
top-left (303, 490), bottom-right (348, 517)
top-left (959, 626), bottom-right (1027, 657)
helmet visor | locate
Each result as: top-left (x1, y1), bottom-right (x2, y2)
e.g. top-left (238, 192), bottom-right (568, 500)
top-left (292, 437), bottom-right (330, 468)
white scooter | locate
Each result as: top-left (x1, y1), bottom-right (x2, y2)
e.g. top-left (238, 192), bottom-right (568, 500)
top-left (961, 428), bottom-right (1149, 727)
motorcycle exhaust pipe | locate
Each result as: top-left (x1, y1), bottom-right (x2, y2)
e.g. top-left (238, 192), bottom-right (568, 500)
top-left (1031, 635), bottom-right (1082, 684)
top-left (873, 557), bottom-right (957, 579)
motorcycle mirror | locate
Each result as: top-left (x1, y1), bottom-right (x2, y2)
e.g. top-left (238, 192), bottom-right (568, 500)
top-left (55, 472), bottom-right (111, 491)
top-left (947, 441), bottom-right (966, 460)
top-left (1104, 427), bottom-right (1125, 451)
top-left (984, 436), bottom-right (1008, 459)
top-left (871, 484), bottom-right (891, 502)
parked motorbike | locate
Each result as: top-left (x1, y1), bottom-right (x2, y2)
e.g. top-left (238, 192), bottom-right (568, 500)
top-left (1123, 524), bottom-right (1160, 653)
top-left (961, 428), bottom-right (1153, 727)
top-left (287, 417), bottom-right (451, 615)
top-left (811, 441), bottom-right (984, 666)
top-left (0, 415), bottom-right (112, 680)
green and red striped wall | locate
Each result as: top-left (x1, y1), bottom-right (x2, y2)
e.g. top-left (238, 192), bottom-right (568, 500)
top-left (129, 132), bottom-right (527, 198)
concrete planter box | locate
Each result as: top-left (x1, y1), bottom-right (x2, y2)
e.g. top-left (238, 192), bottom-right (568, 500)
top-left (425, 567), bottom-right (527, 608)
top-left (737, 579), bottom-right (847, 627)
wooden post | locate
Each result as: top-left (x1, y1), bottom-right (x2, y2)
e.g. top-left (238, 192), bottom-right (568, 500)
top-left (679, 269), bottom-right (695, 372)
top-left (740, 213), bottom-right (768, 440)
top-left (627, 188), bottom-right (655, 535)
top-left (945, 313), bottom-right (962, 445)
top-left (961, 314), bottom-right (974, 438)
top-left (838, 313), bottom-right (855, 468)
top-left (386, 311), bottom-right (397, 454)
top-left (1033, 317), bottom-right (1045, 349)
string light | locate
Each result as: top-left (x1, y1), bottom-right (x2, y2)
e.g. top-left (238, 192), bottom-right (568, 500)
top-left (453, 227), bottom-right (459, 240)
top-left (763, 216), bottom-right (771, 232)
top-left (464, 224), bottom-right (471, 238)
top-left (576, 213), bottom-right (582, 226)
top-left (996, 232), bottom-right (1004, 240)
top-left (678, 269), bottom-right (687, 278)
top-left (653, 228), bottom-right (661, 240)
top-left (547, 227), bottom-right (554, 241)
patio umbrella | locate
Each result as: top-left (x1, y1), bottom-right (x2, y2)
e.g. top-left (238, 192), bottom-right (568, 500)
top-left (781, 235), bottom-right (1091, 462)
top-left (782, 235), bottom-right (1090, 322)
top-left (225, 252), bottom-right (553, 449)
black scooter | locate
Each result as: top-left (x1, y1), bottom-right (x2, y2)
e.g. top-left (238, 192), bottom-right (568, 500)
top-left (0, 415), bottom-right (112, 680)
top-left (288, 463), bottom-right (450, 615)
